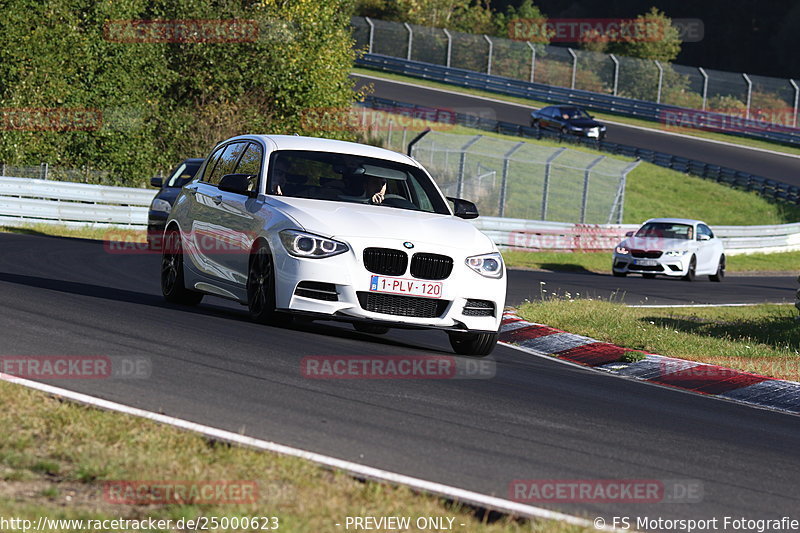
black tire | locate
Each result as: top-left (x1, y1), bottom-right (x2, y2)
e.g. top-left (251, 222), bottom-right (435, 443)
top-left (612, 270), bottom-right (627, 277)
top-left (531, 118), bottom-right (539, 128)
top-left (642, 273), bottom-right (656, 279)
top-left (709, 255), bottom-right (725, 282)
top-left (560, 126), bottom-right (568, 136)
top-left (247, 242), bottom-right (292, 326)
top-left (353, 323), bottom-right (390, 335)
top-left (161, 229), bottom-right (203, 305)
top-left (682, 255), bottom-right (696, 281)
top-left (448, 331), bottom-right (499, 357)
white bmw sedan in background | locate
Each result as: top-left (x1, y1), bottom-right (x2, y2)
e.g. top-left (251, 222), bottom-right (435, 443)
top-left (612, 218), bottom-right (725, 281)
top-left (161, 135), bottom-right (507, 356)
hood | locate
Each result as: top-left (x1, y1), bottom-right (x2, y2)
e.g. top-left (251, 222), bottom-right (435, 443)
top-left (622, 236), bottom-right (693, 251)
top-left (270, 197), bottom-right (495, 252)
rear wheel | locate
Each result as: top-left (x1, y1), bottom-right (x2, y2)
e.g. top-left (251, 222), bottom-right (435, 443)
top-left (247, 243), bottom-right (292, 326)
top-left (682, 256), bottom-right (696, 282)
top-left (448, 331), bottom-right (499, 357)
top-left (709, 255), bottom-right (725, 282)
top-left (353, 323), bottom-right (390, 335)
top-left (161, 229), bottom-right (203, 305)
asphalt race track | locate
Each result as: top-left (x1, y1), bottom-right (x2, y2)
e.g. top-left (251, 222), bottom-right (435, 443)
top-left (1, 232), bottom-right (798, 523)
top-left (353, 74), bottom-right (800, 186)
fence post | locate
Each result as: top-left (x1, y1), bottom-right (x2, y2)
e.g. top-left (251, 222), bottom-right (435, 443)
top-left (612, 160), bottom-right (641, 224)
top-left (581, 156), bottom-right (605, 224)
top-left (699, 67), bottom-right (708, 110)
top-left (526, 42), bottom-right (536, 83)
top-left (499, 141), bottom-right (524, 217)
top-left (568, 48), bottom-right (577, 89)
top-left (387, 119), bottom-right (394, 149)
top-left (655, 60), bottom-right (664, 104)
top-left (365, 17), bottom-right (374, 54)
top-left (457, 135), bottom-right (482, 198)
top-left (41, 162), bottom-right (49, 180)
top-left (541, 148), bottom-right (567, 220)
top-left (443, 29), bottom-right (452, 67)
top-left (404, 22), bottom-right (413, 61)
top-left (743, 73), bottom-right (752, 119)
top-left (791, 79), bottom-right (799, 128)
top-left (0, 163), bottom-right (4, 176)
top-left (610, 54), bottom-right (620, 96)
top-left (483, 35), bottom-right (493, 75)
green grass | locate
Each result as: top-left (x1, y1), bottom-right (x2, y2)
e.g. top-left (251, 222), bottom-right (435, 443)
top-left (503, 250), bottom-right (800, 274)
top-left (0, 224), bottom-right (145, 242)
top-left (0, 380), bottom-right (591, 533)
top-left (517, 300), bottom-right (800, 380)
top-left (354, 67), bottom-right (800, 158)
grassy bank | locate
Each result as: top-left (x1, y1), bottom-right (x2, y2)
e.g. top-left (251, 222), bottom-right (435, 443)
top-left (517, 300), bottom-right (800, 381)
top-left (0, 380), bottom-right (589, 533)
top-left (353, 67), bottom-right (800, 158)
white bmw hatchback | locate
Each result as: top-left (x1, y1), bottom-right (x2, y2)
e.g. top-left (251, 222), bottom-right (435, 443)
top-left (612, 218), bottom-right (725, 281)
top-left (161, 135), bottom-right (507, 356)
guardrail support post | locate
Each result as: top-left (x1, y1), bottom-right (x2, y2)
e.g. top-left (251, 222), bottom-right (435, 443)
top-left (483, 35), bottom-right (493, 75)
top-left (365, 17), bottom-right (374, 54)
top-left (568, 48), bottom-right (577, 89)
top-left (699, 67), bottom-right (708, 110)
top-left (526, 42), bottom-right (536, 83)
top-left (655, 60), bottom-right (664, 103)
top-left (791, 79), bottom-right (799, 128)
top-left (743, 73), bottom-right (752, 119)
top-left (404, 22), bottom-right (413, 61)
top-left (499, 141), bottom-right (524, 217)
top-left (610, 54), bottom-right (620, 96)
top-left (443, 29), bottom-right (452, 68)
top-left (581, 156), bottom-right (605, 224)
top-left (41, 162), bottom-right (48, 180)
top-left (541, 148), bottom-right (567, 221)
top-left (457, 135), bottom-right (482, 198)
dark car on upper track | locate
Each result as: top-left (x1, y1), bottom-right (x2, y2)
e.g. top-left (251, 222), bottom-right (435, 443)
top-left (530, 105), bottom-right (607, 140)
top-left (147, 158), bottom-right (204, 249)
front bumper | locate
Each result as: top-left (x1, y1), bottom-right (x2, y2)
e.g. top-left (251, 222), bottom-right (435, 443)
top-left (147, 211), bottom-right (169, 250)
top-left (612, 254), bottom-right (691, 277)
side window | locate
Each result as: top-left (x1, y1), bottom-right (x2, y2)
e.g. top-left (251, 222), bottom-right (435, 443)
top-left (207, 142), bottom-right (246, 185)
top-left (698, 224), bottom-right (714, 239)
top-left (234, 143), bottom-right (263, 192)
top-left (200, 147), bottom-right (225, 183)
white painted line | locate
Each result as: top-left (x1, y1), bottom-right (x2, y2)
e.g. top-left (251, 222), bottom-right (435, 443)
top-left (353, 72), bottom-right (800, 160)
top-left (0, 373), bottom-right (609, 530)
top-left (628, 302), bottom-right (790, 308)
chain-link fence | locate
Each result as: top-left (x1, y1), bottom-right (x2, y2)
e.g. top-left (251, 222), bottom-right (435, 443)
top-left (381, 130), bottom-right (639, 224)
top-left (353, 17), bottom-right (800, 126)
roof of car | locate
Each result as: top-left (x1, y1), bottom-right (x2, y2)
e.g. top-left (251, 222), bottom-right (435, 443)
top-left (643, 218), bottom-right (706, 225)
top-left (221, 135), bottom-right (421, 167)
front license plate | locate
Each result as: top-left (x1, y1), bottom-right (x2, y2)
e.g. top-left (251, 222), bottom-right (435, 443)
top-left (587, 128), bottom-right (599, 138)
top-left (634, 259), bottom-right (658, 266)
top-left (369, 275), bottom-right (442, 299)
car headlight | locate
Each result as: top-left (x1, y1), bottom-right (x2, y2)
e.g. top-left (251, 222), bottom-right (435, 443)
top-left (466, 252), bottom-right (504, 279)
top-left (279, 230), bottom-right (348, 258)
top-left (150, 198), bottom-right (172, 214)
top-left (615, 246), bottom-right (629, 255)
top-left (570, 125), bottom-right (583, 131)
top-left (664, 250), bottom-right (688, 257)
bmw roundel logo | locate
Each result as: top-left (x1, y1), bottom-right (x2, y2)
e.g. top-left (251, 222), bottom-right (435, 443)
top-left (403, 241), bottom-right (414, 249)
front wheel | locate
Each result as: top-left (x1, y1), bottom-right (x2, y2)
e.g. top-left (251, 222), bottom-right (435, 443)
top-left (448, 331), bottom-right (499, 357)
top-left (682, 256), bottom-right (696, 282)
top-left (247, 243), bottom-right (292, 326)
top-left (161, 229), bottom-right (203, 305)
top-left (709, 255), bottom-right (725, 282)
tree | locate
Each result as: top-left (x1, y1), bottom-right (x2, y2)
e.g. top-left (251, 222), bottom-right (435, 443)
top-left (603, 7), bottom-right (682, 62)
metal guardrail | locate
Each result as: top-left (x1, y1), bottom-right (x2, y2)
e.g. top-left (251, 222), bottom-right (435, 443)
top-left (357, 53), bottom-right (800, 148)
top-left (361, 95), bottom-right (800, 205)
top-left (0, 176), bottom-right (152, 228)
top-left (472, 217), bottom-right (800, 255)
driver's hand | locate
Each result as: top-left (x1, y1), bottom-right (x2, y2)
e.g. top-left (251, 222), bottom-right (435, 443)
top-left (370, 191), bottom-right (384, 204)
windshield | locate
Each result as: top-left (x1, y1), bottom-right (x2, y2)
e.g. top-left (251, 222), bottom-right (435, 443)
top-left (560, 107), bottom-right (591, 120)
top-left (635, 222), bottom-right (694, 240)
top-left (267, 150), bottom-right (451, 214)
top-left (167, 161), bottom-right (203, 187)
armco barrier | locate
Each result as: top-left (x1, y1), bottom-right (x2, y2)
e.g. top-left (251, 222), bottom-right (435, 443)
top-left (473, 216), bottom-right (800, 255)
top-left (356, 53), bottom-right (800, 148)
top-left (0, 177), bottom-right (796, 255)
top-left (0, 176), bottom-right (152, 228)
top-left (361, 95), bottom-right (800, 206)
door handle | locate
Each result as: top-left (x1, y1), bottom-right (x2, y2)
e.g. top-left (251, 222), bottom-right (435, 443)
top-left (212, 195), bottom-right (223, 204)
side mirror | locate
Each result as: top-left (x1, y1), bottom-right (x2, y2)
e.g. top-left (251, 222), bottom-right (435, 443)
top-left (625, 231), bottom-right (634, 237)
top-left (219, 174), bottom-right (254, 196)
top-left (447, 197), bottom-right (479, 219)
top-left (698, 234), bottom-right (710, 241)
top-left (150, 176), bottom-right (163, 188)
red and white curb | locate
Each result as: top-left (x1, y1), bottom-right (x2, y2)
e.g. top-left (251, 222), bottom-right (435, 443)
top-left (499, 309), bottom-right (800, 416)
